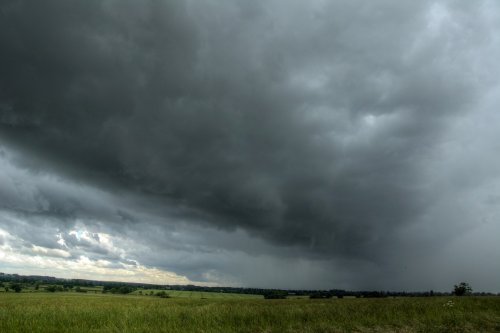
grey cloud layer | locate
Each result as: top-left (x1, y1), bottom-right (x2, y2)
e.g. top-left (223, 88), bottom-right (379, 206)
top-left (1, 0), bottom-right (500, 290)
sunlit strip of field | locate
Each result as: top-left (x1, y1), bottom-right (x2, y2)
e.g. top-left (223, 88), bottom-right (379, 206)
top-left (130, 289), bottom-right (263, 299)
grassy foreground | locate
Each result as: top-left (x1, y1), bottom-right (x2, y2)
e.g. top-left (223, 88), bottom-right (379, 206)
top-left (1, 293), bottom-right (499, 332)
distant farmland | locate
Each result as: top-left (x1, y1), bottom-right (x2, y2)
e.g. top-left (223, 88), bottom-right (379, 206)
top-left (0, 284), bottom-right (263, 299)
top-left (1, 292), bottom-right (500, 332)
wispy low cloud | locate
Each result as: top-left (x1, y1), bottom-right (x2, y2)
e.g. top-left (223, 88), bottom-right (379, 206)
top-left (31, 245), bottom-right (71, 258)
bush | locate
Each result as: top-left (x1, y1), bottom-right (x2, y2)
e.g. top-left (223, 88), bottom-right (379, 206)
top-left (310, 293), bottom-right (332, 299)
top-left (264, 291), bottom-right (287, 299)
top-left (45, 286), bottom-right (57, 292)
top-left (156, 291), bottom-right (170, 298)
top-left (45, 285), bottom-right (64, 292)
top-left (102, 285), bottom-right (135, 294)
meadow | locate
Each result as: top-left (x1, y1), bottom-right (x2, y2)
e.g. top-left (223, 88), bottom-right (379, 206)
top-left (1, 292), bottom-right (500, 332)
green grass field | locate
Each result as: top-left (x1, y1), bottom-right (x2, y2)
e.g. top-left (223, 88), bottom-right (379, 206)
top-left (1, 293), bottom-right (499, 332)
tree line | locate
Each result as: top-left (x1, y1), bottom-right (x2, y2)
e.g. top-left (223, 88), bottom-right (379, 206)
top-left (1, 272), bottom-right (495, 298)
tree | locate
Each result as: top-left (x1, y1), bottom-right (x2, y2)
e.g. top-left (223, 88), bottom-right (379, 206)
top-left (453, 282), bottom-right (472, 296)
top-left (11, 283), bottom-right (22, 293)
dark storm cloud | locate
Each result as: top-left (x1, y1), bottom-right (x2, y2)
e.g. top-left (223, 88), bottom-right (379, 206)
top-left (0, 0), bottom-right (483, 250)
top-left (1, 0), bottom-right (500, 289)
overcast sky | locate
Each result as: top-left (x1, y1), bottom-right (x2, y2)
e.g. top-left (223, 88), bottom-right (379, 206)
top-left (1, 0), bottom-right (499, 292)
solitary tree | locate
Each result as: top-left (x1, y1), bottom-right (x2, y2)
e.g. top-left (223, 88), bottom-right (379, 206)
top-left (453, 282), bottom-right (472, 296)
